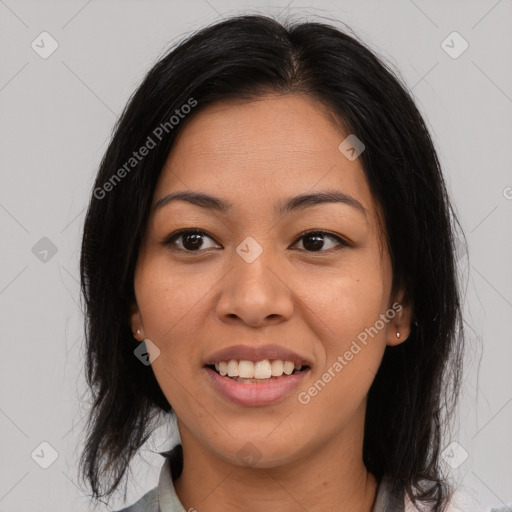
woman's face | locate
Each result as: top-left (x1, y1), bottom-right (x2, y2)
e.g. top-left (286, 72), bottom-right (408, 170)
top-left (131, 93), bottom-right (410, 468)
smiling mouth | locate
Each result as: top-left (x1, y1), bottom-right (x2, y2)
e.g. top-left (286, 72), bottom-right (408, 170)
top-left (205, 359), bottom-right (311, 383)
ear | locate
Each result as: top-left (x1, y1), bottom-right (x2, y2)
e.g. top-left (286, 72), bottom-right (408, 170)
top-left (385, 288), bottom-right (413, 347)
top-left (130, 303), bottom-right (144, 341)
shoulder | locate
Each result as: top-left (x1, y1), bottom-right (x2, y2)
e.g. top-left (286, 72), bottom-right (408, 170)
top-left (112, 487), bottom-right (159, 512)
top-left (113, 444), bottom-right (185, 512)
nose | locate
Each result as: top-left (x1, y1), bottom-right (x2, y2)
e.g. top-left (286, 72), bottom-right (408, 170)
top-left (216, 247), bottom-right (294, 328)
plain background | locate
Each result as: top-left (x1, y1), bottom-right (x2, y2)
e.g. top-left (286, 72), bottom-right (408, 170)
top-left (1, 1), bottom-right (511, 511)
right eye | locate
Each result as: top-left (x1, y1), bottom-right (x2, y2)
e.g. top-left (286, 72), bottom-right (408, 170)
top-left (162, 229), bottom-right (221, 252)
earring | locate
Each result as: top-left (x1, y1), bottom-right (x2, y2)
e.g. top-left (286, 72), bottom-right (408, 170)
top-left (396, 332), bottom-right (401, 338)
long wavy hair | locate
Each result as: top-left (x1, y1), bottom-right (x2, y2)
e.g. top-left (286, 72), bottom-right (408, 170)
top-left (79, 14), bottom-right (465, 511)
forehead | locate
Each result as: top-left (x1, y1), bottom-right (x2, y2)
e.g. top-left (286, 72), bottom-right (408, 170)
top-left (153, 94), bottom-right (378, 224)
top-left (166, 93), bottom-right (348, 167)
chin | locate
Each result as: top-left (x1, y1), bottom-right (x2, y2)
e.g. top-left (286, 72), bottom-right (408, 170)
top-left (206, 433), bottom-right (311, 470)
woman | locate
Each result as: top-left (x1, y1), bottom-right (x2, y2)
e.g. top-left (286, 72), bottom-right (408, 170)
top-left (79, 14), bottom-right (466, 512)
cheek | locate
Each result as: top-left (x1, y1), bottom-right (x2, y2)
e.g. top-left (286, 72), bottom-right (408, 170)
top-left (295, 270), bottom-right (388, 425)
top-left (297, 251), bottom-right (390, 399)
top-left (301, 254), bottom-right (390, 344)
top-left (136, 256), bottom-right (213, 340)
top-left (134, 257), bottom-right (211, 401)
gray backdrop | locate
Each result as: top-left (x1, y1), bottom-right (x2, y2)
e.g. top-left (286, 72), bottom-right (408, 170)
top-left (1, 1), bottom-right (511, 511)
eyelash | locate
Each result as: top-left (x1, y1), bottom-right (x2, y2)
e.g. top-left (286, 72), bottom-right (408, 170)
top-left (161, 228), bottom-right (351, 254)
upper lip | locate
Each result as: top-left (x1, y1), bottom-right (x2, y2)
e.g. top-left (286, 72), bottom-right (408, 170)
top-left (204, 344), bottom-right (313, 367)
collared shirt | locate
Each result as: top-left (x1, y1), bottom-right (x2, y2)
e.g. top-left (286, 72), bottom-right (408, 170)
top-left (114, 444), bottom-right (409, 512)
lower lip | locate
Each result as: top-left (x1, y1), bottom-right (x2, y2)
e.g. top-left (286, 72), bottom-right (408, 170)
top-left (204, 367), bottom-right (310, 406)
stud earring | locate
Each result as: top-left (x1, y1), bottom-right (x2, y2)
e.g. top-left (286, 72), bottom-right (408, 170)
top-left (396, 332), bottom-right (401, 338)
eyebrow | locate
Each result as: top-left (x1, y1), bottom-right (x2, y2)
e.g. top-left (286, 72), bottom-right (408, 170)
top-left (153, 189), bottom-right (367, 218)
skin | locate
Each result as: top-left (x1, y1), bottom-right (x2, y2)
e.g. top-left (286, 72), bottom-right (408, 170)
top-left (130, 93), bottom-right (412, 512)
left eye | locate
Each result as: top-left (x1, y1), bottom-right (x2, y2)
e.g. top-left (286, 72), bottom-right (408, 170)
top-left (291, 231), bottom-right (349, 252)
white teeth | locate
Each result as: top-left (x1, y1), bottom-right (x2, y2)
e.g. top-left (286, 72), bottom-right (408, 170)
top-left (270, 360), bottom-right (284, 377)
top-left (227, 359), bottom-right (238, 377)
top-left (212, 359), bottom-right (306, 379)
top-left (218, 361), bottom-right (228, 376)
top-left (239, 360), bottom-right (255, 378)
top-left (254, 360), bottom-right (272, 379)
top-left (283, 361), bottom-right (295, 375)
